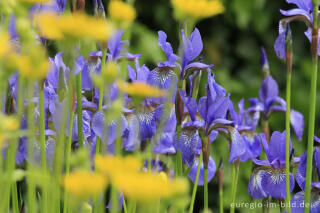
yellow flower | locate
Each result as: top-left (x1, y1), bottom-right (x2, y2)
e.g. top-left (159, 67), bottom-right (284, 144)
top-left (108, 0), bottom-right (136, 23)
top-left (172, 0), bottom-right (224, 20)
top-left (95, 155), bottom-right (142, 178)
top-left (2, 116), bottom-right (19, 131)
top-left (113, 171), bottom-right (189, 202)
top-left (116, 80), bottom-right (167, 98)
top-left (0, 32), bottom-right (13, 58)
top-left (16, 52), bottom-right (49, 80)
top-left (63, 171), bottom-right (108, 198)
top-left (33, 12), bottom-right (113, 41)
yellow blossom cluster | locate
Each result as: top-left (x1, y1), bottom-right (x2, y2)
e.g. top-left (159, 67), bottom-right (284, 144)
top-left (0, 114), bottom-right (19, 148)
top-left (33, 12), bottom-right (113, 41)
top-left (0, 32), bottom-right (13, 58)
top-left (108, 0), bottom-right (136, 23)
top-left (171, 0), bottom-right (224, 20)
top-left (95, 155), bottom-right (189, 202)
top-left (63, 170), bottom-right (108, 199)
top-left (116, 80), bottom-right (167, 98)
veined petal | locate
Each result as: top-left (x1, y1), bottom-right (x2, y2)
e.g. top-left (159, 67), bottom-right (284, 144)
top-left (178, 129), bottom-right (200, 165)
top-left (261, 169), bottom-right (294, 199)
top-left (248, 170), bottom-right (268, 199)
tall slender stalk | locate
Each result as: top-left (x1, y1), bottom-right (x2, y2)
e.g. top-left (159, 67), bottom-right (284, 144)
top-left (39, 80), bottom-right (48, 212)
top-left (218, 164), bottom-right (224, 213)
top-left (189, 151), bottom-right (203, 213)
top-left (204, 168), bottom-right (208, 211)
top-left (27, 81), bottom-right (37, 213)
top-left (76, 73), bottom-right (84, 148)
top-left (63, 110), bottom-right (74, 213)
top-left (304, 0), bottom-right (319, 212)
top-left (285, 23), bottom-right (292, 213)
top-left (230, 159), bottom-right (240, 213)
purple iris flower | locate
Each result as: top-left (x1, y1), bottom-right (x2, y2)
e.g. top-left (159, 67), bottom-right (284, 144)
top-left (188, 156), bottom-right (216, 186)
top-left (291, 185), bottom-right (320, 213)
top-left (274, 0), bottom-right (320, 58)
top-left (47, 52), bottom-right (70, 91)
top-left (93, 0), bottom-right (106, 17)
top-left (91, 110), bottom-right (128, 151)
top-left (157, 31), bottom-right (179, 68)
top-left (295, 136), bottom-right (320, 191)
top-left (107, 30), bottom-right (141, 61)
top-left (30, 0), bottom-right (66, 14)
top-left (249, 131), bottom-right (295, 199)
top-left (229, 99), bottom-right (262, 162)
top-left (153, 105), bottom-right (177, 154)
top-left (249, 75), bottom-right (304, 141)
top-left (180, 28), bottom-right (213, 79)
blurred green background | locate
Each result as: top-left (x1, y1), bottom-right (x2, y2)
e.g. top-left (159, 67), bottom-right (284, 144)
top-left (103, 0), bottom-right (317, 212)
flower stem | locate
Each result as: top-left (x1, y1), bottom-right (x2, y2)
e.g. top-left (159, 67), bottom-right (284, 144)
top-left (285, 23), bottom-right (292, 213)
top-left (189, 151), bottom-right (203, 213)
top-left (204, 167), bottom-right (208, 211)
top-left (63, 110), bottom-right (74, 213)
top-left (230, 159), bottom-right (240, 213)
top-left (218, 166), bottom-right (224, 213)
top-left (304, 0), bottom-right (319, 212)
top-left (76, 73), bottom-right (83, 149)
top-left (27, 81), bottom-right (37, 213)
top-left (11, 183), bottom-right (19, 213)
top-left (39, 80), bottom-right (48, 213)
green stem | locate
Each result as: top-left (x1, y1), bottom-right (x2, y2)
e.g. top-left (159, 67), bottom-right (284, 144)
top-left (304, 0), bottom-right (319, 212)
top-left (219, 168), bottom-right (224, 213)
top-left (111, 186), bottom-right (118, 213)
top-left (11, 183), bottom-right (19, 213)
top-left (204, 168), bottom-right (208, 212)
top-left (76, 73), bottom-right (83, 149)
top-left (189, 151), bottom-right (203, 213)
top-left (285, 60), bottom-right (292, 213)
top-left (285, 23), bottom-right (292, 213)
top-left (230, 160), bottom-right (240, 213)
top-left (63, 110), bottom-right (74, 213)
top-left (27, 81), bottom-right (37, 213)
top-left (175, 125), bottom-right (183, 177)
top-left (39, 81), bottom-right (48, 213)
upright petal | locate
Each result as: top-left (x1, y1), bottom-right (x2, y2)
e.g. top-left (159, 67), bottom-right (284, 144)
top-left (290, 109), bottom-right (304, 141)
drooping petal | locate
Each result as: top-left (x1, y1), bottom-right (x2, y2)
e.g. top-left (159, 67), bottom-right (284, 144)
top-left (261, 169), bottom-right (294, 199)
top-left (228, 128), bottom-right (246, 163)
top-left (291, 190), bottom-right (320, 213)
top-left (248, 170), bottom-right (268, 199)
top-left (188, 156), bottom-right (216, 186)
top-left (178, 129), bottom-right (200, 165)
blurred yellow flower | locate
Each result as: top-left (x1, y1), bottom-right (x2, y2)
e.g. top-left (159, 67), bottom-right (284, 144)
top-left (95, 155), bottom-right (142, 178)
top-left (113, 171), bottom-right (189, 202)
top-left (108, 0), bottom-right (136, 23)
top-left (172, 0), bottom-right (224, 20)
top-left (15, 53), bottom-right (49, 80)
top-left (116, 80), bottom-right (167, 98)
top-left (0, 32), bottom-right (13, 58)
top-left (2, 116), bottom-right (19, 131)
top-left (34, 12), bottom-right (113, 41)
top-left (63, 171), bottom-right (108, 198)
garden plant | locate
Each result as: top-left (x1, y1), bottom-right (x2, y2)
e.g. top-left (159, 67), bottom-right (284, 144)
top-left (0, 0), bottom-right (320, 212)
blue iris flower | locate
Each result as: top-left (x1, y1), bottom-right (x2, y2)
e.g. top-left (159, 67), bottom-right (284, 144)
top-left (249, 131), bottom-right (295, 199)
